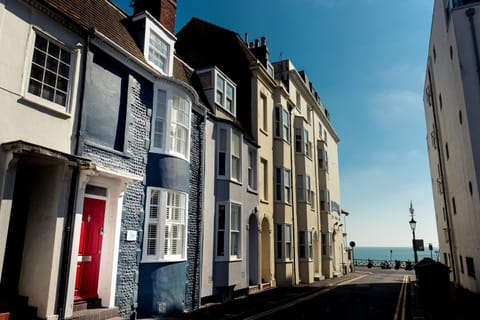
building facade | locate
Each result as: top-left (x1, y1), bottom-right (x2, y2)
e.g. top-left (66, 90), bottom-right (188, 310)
top-left (424, 0), bottom-right (480, 293)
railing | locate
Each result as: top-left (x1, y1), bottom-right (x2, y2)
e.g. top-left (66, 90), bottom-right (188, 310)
top-left (354, 259), bottom-right (413, 269)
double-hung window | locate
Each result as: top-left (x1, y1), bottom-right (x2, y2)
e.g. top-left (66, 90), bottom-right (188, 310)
top-left (276, 224), bottom-right (292, 261)
top-left (275, 167), bottom-right (291, 204)
top-left (305, 176), bottom-right (311, 203)
top-left (248, 149), bottom-right (257, 191)
top-left (296, 175), bottom-right (312, 204)
top-left (216, 202), bottom-right (242, 260)
top-left (320, 189), bottom-right (330, 211)
top-left (217, 127), bottom-right (242, 182)
top-left (296, 174), bottom-right (304, 202)
top-left (143, 187), bottom-right (188, 262)
top-left (27, 32), bottom-right (73, 111)
top-left (152, 88), bottom-right (191, 160)
top-left (142, 18), bottom-right (174, 75)
top-left (274, 106), bottom-right (290, 142)
top-left (231, 132), bottom-right (241, 181)
top-left (318, 144), bottom-right (328, 171)
top-left (295, 127), bottom-right (311, 156)
top-left (148, 30), bottom-right (169, 73)
top-left (215, 73), bottom-right (235, 114)
top-left (299, 231), bottom-right (313, 260)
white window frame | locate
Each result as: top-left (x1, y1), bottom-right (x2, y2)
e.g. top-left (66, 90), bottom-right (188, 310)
top-left (215, 71), bottom-right (236, 115)
top-left (216, 202), bottom-right (242, 261)
top-left (143, 18), bottom-right (175, 76)
top-left (216, 126), bottom-right (243, 183)
top-left (296, 174), bottom-right (304, 202)
top-left (142, 187), bottom-right (188, 262)
top-left (275, 167), bottom-right (291, 204)
top-left (274, 106), bottom-right (290, 142)
top-left (151, 86), bottom-right (192, 161)
top-left (275, 223), bottom-right (292, 261)
top-left (248, 148), bottom-right (257, 191)
top-left (23, 28), bottom-right (79, 115)
top-left (299, 230), bottom-right (313, 260)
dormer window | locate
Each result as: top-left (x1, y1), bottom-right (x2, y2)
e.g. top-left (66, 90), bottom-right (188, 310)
top-left (196, 68), bottom-right (237, 116)
top-left (215, 73), bottom-right (235, 114)
top-left (136, 14), bottom-right (175, 76)
top-left (148, 30), bottom-right (169, 73)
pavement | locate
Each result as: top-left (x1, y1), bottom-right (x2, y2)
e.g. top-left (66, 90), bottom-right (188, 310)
top-left (139, 267), bottom-right (480, 320)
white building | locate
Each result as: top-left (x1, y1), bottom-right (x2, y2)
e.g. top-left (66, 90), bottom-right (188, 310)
top-left (424, 0), bottom-right (480, 293)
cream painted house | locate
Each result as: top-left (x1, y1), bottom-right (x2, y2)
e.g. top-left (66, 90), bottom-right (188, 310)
top-left (424, 0), bottom-right (480, 294)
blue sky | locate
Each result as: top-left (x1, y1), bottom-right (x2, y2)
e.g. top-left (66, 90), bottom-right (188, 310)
top-left (115, 0), bottom-right (437, 247)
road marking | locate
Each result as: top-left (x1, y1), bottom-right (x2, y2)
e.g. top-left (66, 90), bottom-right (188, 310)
top-left (243, 274), bottom-right (369, 320)
top-left (393, 275), bottom-right (409, 320)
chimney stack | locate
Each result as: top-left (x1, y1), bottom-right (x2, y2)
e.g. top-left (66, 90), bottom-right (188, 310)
top-left (133, 0), bottom-right (177, 34)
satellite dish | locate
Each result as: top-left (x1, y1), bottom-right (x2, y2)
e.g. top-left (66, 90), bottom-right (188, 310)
top-left (349, 241), bottom-right (356, 248)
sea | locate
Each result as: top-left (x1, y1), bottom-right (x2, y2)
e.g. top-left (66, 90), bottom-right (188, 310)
top-left (353, 246), bottom-right (439, 262)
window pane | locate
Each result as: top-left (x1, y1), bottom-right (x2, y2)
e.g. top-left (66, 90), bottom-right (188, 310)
top-left (154, 90), bottom-right (166, 149)
top-left (147, 224), bottom-right (157, 256)
top-left (29, 34), bottom-right (71, 107)
top-left (149, 31), bottom-right (169, 72)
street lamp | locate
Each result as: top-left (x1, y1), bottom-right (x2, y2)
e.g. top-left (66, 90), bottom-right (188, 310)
top-left (409, 201), bottom-right (418, 264)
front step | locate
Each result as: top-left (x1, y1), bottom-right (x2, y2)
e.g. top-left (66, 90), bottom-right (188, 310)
top-left (69, 307), bottom-right (119, 320)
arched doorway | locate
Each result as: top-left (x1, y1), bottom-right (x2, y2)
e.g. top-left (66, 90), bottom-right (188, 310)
top-left (248, 214), bottom-right (259, 285)
top-left (261, 218), bottom-right (271, 284)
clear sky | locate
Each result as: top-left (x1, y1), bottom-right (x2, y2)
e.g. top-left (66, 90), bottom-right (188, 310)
top-left (114, 0), bottom-right (437, 248)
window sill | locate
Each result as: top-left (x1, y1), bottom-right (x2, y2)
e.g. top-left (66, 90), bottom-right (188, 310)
top-left (85, 140), bottom-right (132, 159)
top-left (20, 95), bottom-right (72, 119)
top-left (247, 187), bottom-right (258, 195)
top-left (141, 258), bottom-right (187, 263)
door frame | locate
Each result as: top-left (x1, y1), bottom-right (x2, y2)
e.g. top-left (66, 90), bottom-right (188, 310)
top-left (75, 196), bottom-right (107, 301)
top-left (65, 173), bottom-right (123, 317)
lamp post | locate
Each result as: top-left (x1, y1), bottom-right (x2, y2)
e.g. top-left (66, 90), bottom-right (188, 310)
top-left (409, 201), bottom-right (418, 264)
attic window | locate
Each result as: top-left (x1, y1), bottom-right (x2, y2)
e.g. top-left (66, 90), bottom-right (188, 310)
top-left (215, 72), bottom-right (236, 115)
top-left (148, 30), bottom-right (169, 73)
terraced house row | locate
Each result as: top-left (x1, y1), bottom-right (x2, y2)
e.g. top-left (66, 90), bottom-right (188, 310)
top-left (0, 1), bottom-right (351, 319)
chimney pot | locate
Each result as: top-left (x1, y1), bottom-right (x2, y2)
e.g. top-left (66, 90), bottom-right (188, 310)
top-left (254, 39), bottom-right (259, 48)
top-left (261, 36), bottom-right (266, 46)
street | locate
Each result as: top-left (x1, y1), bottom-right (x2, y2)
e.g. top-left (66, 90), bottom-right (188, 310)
top-left (257, 268), bottom-right (413, 320)
top-left (174, 267), bottom-right (415, 320)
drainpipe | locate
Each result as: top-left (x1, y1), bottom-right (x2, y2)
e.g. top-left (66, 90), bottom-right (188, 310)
top-left (466, 8), bottom-right (480, 87)
top-left (56, 166), bottom-right (79, 320)
top-left (56, 31), bottom-right (91, 320)
top-left (427, 67), bottom-right (457, 284)
top-left (288, 103), bottom-right (297, 286)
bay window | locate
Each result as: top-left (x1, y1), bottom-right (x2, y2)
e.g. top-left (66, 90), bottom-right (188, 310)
top-left (217, 126), bottom-right (243, 182)
top-left (275, 167), bottom-right (291, 204)
top-left (216, 202), bottom-right (242, 260)
top-left (151, 88), bottom-right (191, 160)
top-left (276, 223), bottom-right (292, 261)
top-left (274, 106), bottom-right (290, 142)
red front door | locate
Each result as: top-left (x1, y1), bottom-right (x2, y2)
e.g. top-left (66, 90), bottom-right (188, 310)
top-left (74, 197), bottom-right (106, 300)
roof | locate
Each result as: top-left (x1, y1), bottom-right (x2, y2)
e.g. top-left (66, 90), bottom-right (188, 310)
top-left (40, 0), bottom-right (146, 62)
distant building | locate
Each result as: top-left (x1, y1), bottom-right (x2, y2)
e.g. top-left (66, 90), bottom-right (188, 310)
top-left (424, 0), bottom-right (480, 293)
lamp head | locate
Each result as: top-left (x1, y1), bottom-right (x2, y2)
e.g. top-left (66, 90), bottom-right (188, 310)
top-left (409, 217), bottom-right (416, 232)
